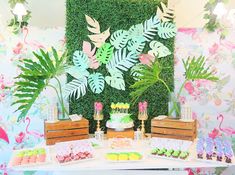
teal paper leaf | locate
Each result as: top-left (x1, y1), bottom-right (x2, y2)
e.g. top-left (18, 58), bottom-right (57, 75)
top-left (110, 30), bottom-right (129, 49)
top-left (105, 70), bottom-right (125, 90)
top-left (127, 36), bottom-right (146, 54)
top-left (128, 24), bottom-right (144, 39)
top-left (64, 77), bottom-right (87, 100)
top-left (88, 73), bottom-right (105, 94)
top-left (157, 22), bottom-right (177, 39)
top-left (73, 50), bottom-right (89, 70)
top-left (143, 15), bottom-right (161, 41)
top-left (106, 48), bottom-right (138, 72)
top-left (130, 63), bottom-right (145, 80)
top-left (96, 43), bottom-right (114, 64)
top-left (148, 40), bottom-right (171, 58)
top-left (66, 66), bottom-right (90, 79)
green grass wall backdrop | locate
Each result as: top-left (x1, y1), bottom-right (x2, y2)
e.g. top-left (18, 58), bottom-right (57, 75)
top-left (66, 0), bottom-right (174, 133)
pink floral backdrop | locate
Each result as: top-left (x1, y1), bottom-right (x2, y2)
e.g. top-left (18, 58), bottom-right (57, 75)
top-left (0, 23), bottom-right (235, 174)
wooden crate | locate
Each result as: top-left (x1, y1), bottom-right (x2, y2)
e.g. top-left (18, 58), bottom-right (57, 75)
top-left (107, 128), bottom-right (134, 139)
top-left (44, 118), bottom-right (89, 145)
top-left (151, 118), bottom-right (197, 141)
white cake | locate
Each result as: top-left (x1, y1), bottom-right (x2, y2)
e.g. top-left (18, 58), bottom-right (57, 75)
top-left (106, 113), bottom-right (134, 131)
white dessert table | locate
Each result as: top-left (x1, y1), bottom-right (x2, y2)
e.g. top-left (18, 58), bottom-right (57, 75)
top-left (11, 139), bottom-right (234, 173)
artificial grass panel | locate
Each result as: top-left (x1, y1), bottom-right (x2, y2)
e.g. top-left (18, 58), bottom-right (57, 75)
top-left (66, 0), bottom-right (174, 133)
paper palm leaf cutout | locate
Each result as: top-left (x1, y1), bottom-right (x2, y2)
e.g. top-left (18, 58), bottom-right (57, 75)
top-left (85, 15), bottom-right (110, 48)
top-left (183, 56), bottom-right (219, 81)
top-left (64, 77), bottom-right (87, 100)
top-left (130, 63), bottom-right (145, 80)
top-left (156, 2), bottom-right (175, 22)
top-left (13, 48), bottom-right (67, 121)
top-left (82, 41), bottom-right (99, 69)
top-left (127, 36), bottom-right (146, 54)
top-left (148, 40), bottom-right (171, 58)
top-left (105, 70), bottom-right (125, 90)
top-left (88, 73), bottom-right (105, 94)
top-left (73, 51), bottom-right (89, 70)
top-left (143, 15), bottom-right (161, 41)
top-left (110, 30), bottom-right (129, 49)
top-left (96, 43), bottom-right (114, 64)
top-left (128, 24), bottom-right (144, 39)
top-left (106, 48), bottom-right (138, 72)
top-left (157, 22), bottom-right (176, 39)
top-left (66, 66), bottom-right (90, 79)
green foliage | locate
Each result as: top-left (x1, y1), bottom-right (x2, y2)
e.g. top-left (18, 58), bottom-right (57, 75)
top-left (105, 70), bottom-right (125, 91)
top-left (13, 48), bottom-right (67, 121)
top-left (149, 40), bottom-right (171, 58)
top-left (66, 0), bottom-right (174, 133)
top-left (88, 73), bottom-right (105, 94)
top-left (73, 51), bottom-right (89, 70)
top-left (183, 56), bottom-right (219, 81)
top-left (96, 43), bottom-right (114, 64)
top-left (64, 78), bottom-right (87, 100)
top-left (110, 30), bottom-right (129, 49)
top-left (127, 36), bottom-right (146, 54)
top-left (157, 22), bottom-right (177, 39)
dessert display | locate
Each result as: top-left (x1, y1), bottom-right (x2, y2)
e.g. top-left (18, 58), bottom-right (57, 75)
top-left (55, 140), bottom-right (94, 164)
top-left (106, 103), bottom-right (134, 131)
top-left (106, 152), bottom-right (143, 161)
top-left (150, 137), bottom-right (192, 160)
top-left (109, 138), bottom-right (133, 149)
top-left (196, 136), bottom-right (234, 164)
top-left (10, 148), bottom-right (48, 167)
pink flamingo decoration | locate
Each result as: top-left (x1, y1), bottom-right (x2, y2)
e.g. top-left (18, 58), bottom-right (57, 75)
top-left (217, 114), bottom-right (235, 137)
top-left (0, 127), bottom-right (9, 144)
top-left (24, 117), bottom-right (44, 138)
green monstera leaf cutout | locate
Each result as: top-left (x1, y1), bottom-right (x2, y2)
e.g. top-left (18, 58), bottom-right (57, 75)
top-left (64, 77), bottom-right (87, 100)
top-left (106, 48), bottom-right (138, 72)
top-left (127, 36), bottom-right (146, 54)
top-left (148, 41), bottom-right (171, 58)
top-left (110, 30), bottom-right (129, 49)
top-left (105, 70), bottom-right (125, 90)
top-left (157, 22), bottom-right (177, 39)
top-left (128, 24), bottom-right (144, 39)
top-left (88, 72), bottom-right (105, 94)
top-left (66, 66), bottom-right (90, 79)
top-left (143, 15), bottom-right (160, 41)
top-left (73, 51), bottom-right (89, 70)
top-left (96, 43), bottom-right (114, 64)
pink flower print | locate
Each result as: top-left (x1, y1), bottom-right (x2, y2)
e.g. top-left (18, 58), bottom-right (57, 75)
top-left (184, 82), bottom-right (195, 95)
top-left (15, 132), bottom-right (25, 144)
top-left (209, 43), bottom-right (219, 55)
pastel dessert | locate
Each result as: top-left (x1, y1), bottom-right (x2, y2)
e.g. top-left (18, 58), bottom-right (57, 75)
top-left (106, 153), bottom-right (119, 161)
top-left (118, 153), bottom-right (129, 161)
top-left (196, 138), bottom-right (204, 159)
top-left (158, 148), bottom-right (167, 156)
top-left (214, 138), bottom-right (223, 162)
top-left (223, 141), bottom-right (234, 163)
top-left (110, 138), bottom-right (132, 149)
top-left (179, 151), bottom-right (189, 160)
top-left (172, 150), bottom-right (181, 158)
top-left (165, 149), bottom-right (173, 157)
top-left (128, 152), bottom-right (142, 160)
top-left (205, 137), bottom-right (213, 160)
top-left (151, 148), bottom-right (159, 155)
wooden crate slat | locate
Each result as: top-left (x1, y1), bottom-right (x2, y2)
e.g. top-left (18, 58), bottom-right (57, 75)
top-left (45, 128), bottom-right (89, 139)
top-left (46, 135), bottom-right (89, 145)
top-left (45, 118), bottom-right (88, 130)
top-left (151, 120), bottom-right (195, 130)
top-left (151, 133), bottom-right (193, 141)
top-left (151, 127), bottom-right (195, 136)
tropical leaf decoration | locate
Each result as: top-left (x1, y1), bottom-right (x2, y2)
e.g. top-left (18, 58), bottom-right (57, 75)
top-left (88, 73), bottom-right (105, 94)
top-left (106, 48), bottom-right (138, 72)
top-left (13, 48), bottom-right (67, 121)
top-left (127, 36), bottom-right (146, 54)
top-left (148, 40), bottom-right (171, 58)
top-left (73, 50), bottom-right (89, 70)
top-left (128, 24), bottom-right (144, 39)
top-left (96, 43), bottom-right (114, 64)
top-left (64, 77), bottom-right (87, 100)
top-left (65, 66), bottom-right (90, 79)
top-left (82, 41), bottom-right (99, 69)
top-left (156, 2), bottom-right (175, 22)
top-left (110, 30), bottom-right (129, 49)
top-left (130, 63), bottom-right (145, 80)
top-left (130, 60), bottom-right (169, 103)
top-left (105, 70), bottom-right (125, 90)
top-left (183, 56), bottom-right (219, 81)
top-left (85, 15), bottom-right (110, 48)
top-left (157, 22), bottom-right (177, 39)
top-left (142, 15), bottom-right (161, 41)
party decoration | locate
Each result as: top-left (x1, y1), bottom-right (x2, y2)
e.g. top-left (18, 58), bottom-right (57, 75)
top-left (105, 70), bottom-right (125, 90)
top-left (85, 15), bottom-right (110, 48)
top-left (157, 22), bottom-right (177, 39)
top-left (148, 40), bottom-right (171, 58)
top-left (65, 66), bottom-right (89, 79)
top-left (110, 30), bottom-right (129, 49)
top-left (13, 48), bottom-right (69, 121)
top-left (143, 15), bottom-right (160, 41)
top-left (96, 43), bottom-right (114, 64)
top-left (82, 41), bottom-right (99, 69)
top-left (94, 102), bottom-right (104, 131)
top-left (88, 73), bottom-right (105, 94)
top-left (106, 48), bottom-right (138, 72)
top-left (156, 2), bottom-right (175, 22)
top-left (127, 36), bottom-right (146, 54)
top-left (73, 51), bottom-right (89, 70)
top-left (0, 127), bottom-right (9, 144)
top-left (129, 24), bottom-right (144, 39)
top-left (64, 78), bottom-right (87, 100)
